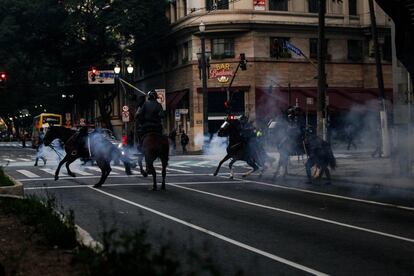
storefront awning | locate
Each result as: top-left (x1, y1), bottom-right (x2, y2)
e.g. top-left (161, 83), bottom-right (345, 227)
top-left (256, 86), bottom-right (393, 118)
top-left (166, 89), bottom-right (188, 110)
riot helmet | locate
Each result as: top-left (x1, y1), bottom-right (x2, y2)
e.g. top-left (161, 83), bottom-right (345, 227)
top-left (147, 90), bottom-right (158, 100)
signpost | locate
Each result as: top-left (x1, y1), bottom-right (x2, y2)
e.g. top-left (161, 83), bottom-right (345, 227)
top-left (155, 89), bottom-right (166, 110)
top-left (88, 70), bottom-right (116, 84)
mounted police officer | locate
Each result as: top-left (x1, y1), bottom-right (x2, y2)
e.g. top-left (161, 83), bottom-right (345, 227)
top-left (135, 90), bottom-right (164, 149)
top-left (239, 115), bottom-right (263, 168)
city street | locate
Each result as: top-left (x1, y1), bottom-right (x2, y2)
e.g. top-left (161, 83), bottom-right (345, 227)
top-left (2, 143), bottom-right (414, 275)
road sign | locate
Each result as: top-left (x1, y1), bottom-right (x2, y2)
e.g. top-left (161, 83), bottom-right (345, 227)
top-left (178, 108), bottom-right (188, 114)
top-left (122, 105), bottom-right (129, 112)
top-left (122, 111), bottom-right (130, 122)
top-left (306, 97), bottom-right (314, 105)
top-left (175, 110), bottom-right (181, 121)
top-left (80, 118), bottom-right (86, 126)
top-left (88, 70), bottom-right (116, 84)
top-left (155, 89), bottom-right (166, 110)
top-left (284, 40), bottom-right (303, 56)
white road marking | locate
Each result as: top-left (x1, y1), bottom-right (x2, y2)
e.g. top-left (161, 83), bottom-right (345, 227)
top-left (90, 187), bottom-right (328, 276)
top-left (69, 168), bottom-right (93, 176)
top-left (16, 170), bottom-right (40, 178)
top-left (154, 165), bottom-right (192, 174)
top-left (40, 168), bottom-right (68, 176)
top-left (169, 183), bottom-right (414, 244)
top-left (169, 161), bottom-right (190, 168)
top-left (84, 166), bottom-right (119, 175)
top-left (17, 158), bottom-right (31, 161)
top-left (24, 181), bottom-right (237, 190)
top-left (3, 158), bottom-right (15, 162)
top-left (230, 177), bottom-right (414, 212)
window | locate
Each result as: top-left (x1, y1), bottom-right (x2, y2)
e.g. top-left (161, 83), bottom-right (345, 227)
top-left (308, 0), bottom-right (318, 13)
top-left (269, 0), bottom-right (288, 11)
top-left (206, 0), bottom-right (229, 11)
top-left (182, 42), bottom-right (190, 63)
top-left (382, 35), bottom-right (392, 61)
top-left (270, 37), bottom-right (291, 59)
top-left (309, 38), bottom-right (318, 59)
top-left (348, 40), bottom-right (363, 61)
top-left (211, 38), bottom-right (234, 59)
top-left (171, 47), bottom-right (178, 66)
top-left (349, 0), bottom-right (357, 16)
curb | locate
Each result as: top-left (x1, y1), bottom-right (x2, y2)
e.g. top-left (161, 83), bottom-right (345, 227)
top-left (1, 172), bottom-right (102, 252)
top-left (0, 172), bottom-right (24, 198)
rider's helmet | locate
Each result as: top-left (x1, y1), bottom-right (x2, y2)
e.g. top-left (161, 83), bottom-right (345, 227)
top-left (147, 90), bottom-right (158, 100)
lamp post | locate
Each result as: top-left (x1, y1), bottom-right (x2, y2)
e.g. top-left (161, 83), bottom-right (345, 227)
top-left (114, 61), bottom-right (134, 141)
top-left (199, 21), bottom-right (209, 137)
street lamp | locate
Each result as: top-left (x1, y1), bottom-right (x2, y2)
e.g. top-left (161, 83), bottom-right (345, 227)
top-left (113, 61), bottom-right (134, 139)
top-left (199, 21), bottom-right (209, 138)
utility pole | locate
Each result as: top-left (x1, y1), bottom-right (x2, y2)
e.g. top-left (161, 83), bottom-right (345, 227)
top-left (368, 0), bottom-right (390, 157)
top-left (317, 0), bottom-right (327, 139)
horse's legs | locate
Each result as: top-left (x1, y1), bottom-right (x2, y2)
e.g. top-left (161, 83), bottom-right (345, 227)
top-left (323, 167), bottom-right (331, 184)
top-left (55, 155), bottom-right (69, 181)
top-left (213, 154), bottom-right (231, 176)
top-left (146, 157), bottom-right (157, 191)
top-left (243, 159), bottom-right (258, 178)
top-left (65, 155), bottom-right (78, 177)
top-left (161, 157), bottom-right (168, 190)
top-left (305, 158), bottom-right (314, 183)
top-left (228, 159), bottom-right (237, 179)
top-left (138, 155), bottom-right (147, 177)
top-left (94, 159), bottom-right (111, 188)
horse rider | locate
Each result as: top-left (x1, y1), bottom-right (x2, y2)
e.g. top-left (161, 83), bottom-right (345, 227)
top-left (67, 125), bottom-right (89, 156)
top-left (239, 115), bottom-right (262, 167)
top-left (135, 90), bottom-right (164, 149)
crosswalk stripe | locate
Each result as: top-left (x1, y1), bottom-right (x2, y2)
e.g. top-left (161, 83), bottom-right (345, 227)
top-left (84, 166), bottom-right (119, 175)
top-left (17, 158), bottom-right (31, 161)
top-left (17, 170), bottom-right (40, 178)
top-left (69, 168), bottom-right (93, 176)
top-left (154, 165), bottom-right (192, 174)
top-left (111, 165), bottom-right (127, 171)
top-left (169, 161), bottom-right (189, 168)
top-left (40, 168), bottom-right (68, 176)
top-left (192, 161), bottom-right (214, 167)
top-left (4, 158), bottom-right (16, 162)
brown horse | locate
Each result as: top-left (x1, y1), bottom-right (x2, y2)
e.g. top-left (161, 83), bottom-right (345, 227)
top-left (137, 132), bottom-right (169, 190)
top-left (43, 126), bottom-right (131, 187)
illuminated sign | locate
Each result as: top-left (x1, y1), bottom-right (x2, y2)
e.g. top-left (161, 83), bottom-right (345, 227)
top-left (210, 63), bottom-right (234, 84)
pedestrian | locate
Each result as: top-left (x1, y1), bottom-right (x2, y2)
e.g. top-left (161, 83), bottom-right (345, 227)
top-left (344, 124), bottom-right (357, 150)
top-left (20, 130), bottom-right (27, 148)
top-left (169, 128), bottom-right (177, 153)
top-left (371, 124), bottom-right (382, 158)
top-left (34, 128), bottom-right (47, 166)
top-left (180, 131), bottom-right (189, 154)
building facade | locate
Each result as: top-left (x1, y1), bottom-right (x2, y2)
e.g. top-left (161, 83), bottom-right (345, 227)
top-left (135, 0), bottom-right (393, 151)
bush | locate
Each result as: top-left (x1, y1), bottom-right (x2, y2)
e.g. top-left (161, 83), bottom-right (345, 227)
top-left (0, 195), bottom-right (77, 249)
top-left (0, 166), bottom-right (14, 187)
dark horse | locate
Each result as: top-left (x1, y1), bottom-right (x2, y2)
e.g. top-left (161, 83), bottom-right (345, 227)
top-left (137, 132), bottom-right (169, 190)
top-left (269, 119), bottom-right (336, 183)
top-left (213, 118), bottom-right (273, 179)
top-left (43, 126), bottom-right (131, 187)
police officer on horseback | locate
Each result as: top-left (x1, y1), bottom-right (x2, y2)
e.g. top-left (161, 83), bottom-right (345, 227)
top-left (135, 90), bottom-right (164, 149)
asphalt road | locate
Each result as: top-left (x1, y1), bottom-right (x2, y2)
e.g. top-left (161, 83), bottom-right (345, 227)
top-left (1, 143), bottom-right (414, 275)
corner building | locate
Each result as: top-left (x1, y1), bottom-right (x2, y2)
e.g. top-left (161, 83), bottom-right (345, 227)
top-left (135, 0), bottom-right (393, 151)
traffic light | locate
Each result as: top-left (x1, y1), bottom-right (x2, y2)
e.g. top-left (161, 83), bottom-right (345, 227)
top-left (0, 72), bottom-right (6, 83)
top-left (239, 53), bottom-right (247, 70)
top-left (90, 67), bottom-right (97, 82)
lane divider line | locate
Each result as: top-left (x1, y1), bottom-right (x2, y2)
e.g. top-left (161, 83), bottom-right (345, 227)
top-left (169, 183), bottom-right (414, 244)
top-left (223, 176), bottom-right (414, 212)
top-left (90, 187), bottom-right (328, 276)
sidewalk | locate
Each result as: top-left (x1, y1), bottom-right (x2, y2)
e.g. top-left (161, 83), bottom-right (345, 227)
top-left (304, 144), bottom-right (414, 191)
